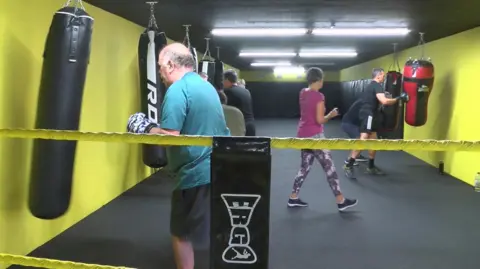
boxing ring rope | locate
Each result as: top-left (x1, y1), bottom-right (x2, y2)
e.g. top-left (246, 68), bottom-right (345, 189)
top-left (0, 253), bottom-right (135, 269)
top-left (2, 128), bottom-right (480, 268)
top-left (0, 128), bottom-right (480, 151)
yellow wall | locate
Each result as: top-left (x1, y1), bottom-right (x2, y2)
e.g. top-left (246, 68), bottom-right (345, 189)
top-left (340, 27), bottom-right (480, 185)
top-left (0, 0), bottom-right (238, 263)
top-left (241, 70), bottom-right (339, 82)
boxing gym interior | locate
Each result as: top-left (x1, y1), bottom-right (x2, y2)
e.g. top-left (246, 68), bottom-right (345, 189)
top-left (1, 0), bottom-right (480, 269)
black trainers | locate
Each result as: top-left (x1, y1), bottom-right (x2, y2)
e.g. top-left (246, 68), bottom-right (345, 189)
top-left (343, 164), bottom-right (356, 179)
top-left (287, 198), bottom-right (308, 208)
top-left (366, 166), bottom-right (385, 175)
top-left (344, 159), bottom-right (359, 166)
top-left (356, 154), bottom-right (368, 162)
top-left (337, 198), bottom-right (358, 211)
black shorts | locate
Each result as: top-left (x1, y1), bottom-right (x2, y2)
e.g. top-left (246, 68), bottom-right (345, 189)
top-left (358, 111), bottom-right (381, 134)
top-left (170, 184), bottom-right (210, 246)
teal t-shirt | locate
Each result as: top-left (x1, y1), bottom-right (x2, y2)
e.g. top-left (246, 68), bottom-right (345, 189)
top-left (160, 72), bottom-right (230, 189)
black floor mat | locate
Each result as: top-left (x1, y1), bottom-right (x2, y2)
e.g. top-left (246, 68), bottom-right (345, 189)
top-left (12, 119), bottom-right (480, 269)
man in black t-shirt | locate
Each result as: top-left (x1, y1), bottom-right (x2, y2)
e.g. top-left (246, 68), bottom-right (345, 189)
top-left (223, 70), bottom-right (256, 136)
top-left (343, 68), bottom-right (408, 179)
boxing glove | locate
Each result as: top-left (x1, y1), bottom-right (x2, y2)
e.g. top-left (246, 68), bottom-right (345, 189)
top-left (396, 92), bottom-right (409, 102)
top-left (127, 112), bottom-right (160, 134)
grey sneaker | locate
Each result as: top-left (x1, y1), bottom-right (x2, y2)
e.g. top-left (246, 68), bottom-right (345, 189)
top-left (366, 166), bottom-right (385, 175)
top-left (343, 164), bottom-right (356, 179)
top-left (338, 198), bottom-right (358, 211)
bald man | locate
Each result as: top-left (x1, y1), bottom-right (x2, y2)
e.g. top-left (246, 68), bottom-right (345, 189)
top-left (127, 43), bottom-right (230, 269)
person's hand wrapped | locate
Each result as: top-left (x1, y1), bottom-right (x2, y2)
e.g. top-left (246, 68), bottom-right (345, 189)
top-left (126, 112), bottom-right (159, 134)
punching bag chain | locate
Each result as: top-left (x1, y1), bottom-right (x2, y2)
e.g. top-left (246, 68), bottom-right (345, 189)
top-left (418, 32), bottom-right (426, 60)
top-left (216, 47), bottom-right (221, 59)
top-left (64, 0), bottom-right (85, 11)
top-left (183, 25), bottom-right (192, 48)
top-left (389, 43), bottom-right (401, 72)
top-left (146, 2), bottom-right (159, 30)
top-left (202, 38), bottom-right (212, 60)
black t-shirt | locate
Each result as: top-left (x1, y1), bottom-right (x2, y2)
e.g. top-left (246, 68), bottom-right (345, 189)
top-left (360, 80), bottom-right (384, 112)
top-left (224, 85), bottom-right (255, 121)
top-left (342, 99), bottom-right (364, 125)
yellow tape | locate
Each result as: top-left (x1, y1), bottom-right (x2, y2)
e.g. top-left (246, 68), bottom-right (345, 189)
top-left (0, 253), bottom-right (135, 269)
top-left (1, 128), bottom-right (480, 151)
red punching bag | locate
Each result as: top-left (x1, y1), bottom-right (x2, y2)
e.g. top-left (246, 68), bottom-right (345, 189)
top-left (402, 58), bottom-right (435, 126)
top-left (380, 71), bottom-right (403, 131)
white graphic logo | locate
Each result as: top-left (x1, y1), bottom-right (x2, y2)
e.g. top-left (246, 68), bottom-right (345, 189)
top-left (146, 30), bottom-right (159, 123)
top-left (221, 194), bottom-right (261, 264)
top-left (418, 85), bottom-right (430, 93)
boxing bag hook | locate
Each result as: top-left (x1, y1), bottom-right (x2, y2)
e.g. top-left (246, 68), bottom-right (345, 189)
top-left (417, 32), bottom-right (427, 60)
top-left (388, 43), bottom-right (401, 72)
top-left (64, 0), bottom-right (85, 13)
top-left (202, 38), bottom-right (212, 60)
top-left (183, 25), bottom-right (192, 48)
top-left (146, 2), bottom-right (159, 30)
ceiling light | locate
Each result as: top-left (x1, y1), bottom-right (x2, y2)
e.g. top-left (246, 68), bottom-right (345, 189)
top-left (211, 28), bottom-right (308, 37)
top-left (299, 50), bottom-right (358, 58)
top-left (251, 62), bottom-right (292, 67)
top-left (304, 63), bottom-right (335, 66)
top-left (311, 27), bottom-right (410, 36)
top-left (273, 66), bottom-right (305, 75)
top-left (239, 52), bottom-right (296, 57)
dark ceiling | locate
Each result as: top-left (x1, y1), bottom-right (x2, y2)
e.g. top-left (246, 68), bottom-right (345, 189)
top-left (85, 0), bottom-right (479, 71)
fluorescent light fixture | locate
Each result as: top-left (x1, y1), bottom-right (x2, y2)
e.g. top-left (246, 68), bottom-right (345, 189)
top-left (299, 50), bottom-right (358, 58)
top-left (211, 28), bottom-right (308, 37)
top-left (251, 62), bottom-right (292, 67)
top-left (305, 63), bottom-right (335, 66)
top-left (239, 51), bottom-right (296, 57)
top-left (273, 66), bottom-right (305, 75)
top-left (312, 27), bottom-right (410, 36)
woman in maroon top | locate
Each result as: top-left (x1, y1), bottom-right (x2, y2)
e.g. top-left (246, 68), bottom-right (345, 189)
top-left (287, 67), bottom-right (358, 211)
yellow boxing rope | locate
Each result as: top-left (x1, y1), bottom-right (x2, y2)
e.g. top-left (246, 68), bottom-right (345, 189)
top-left (0, 253), bottom-right (135, 269)
top-left (0, 128), bottom-right (480, 151)
top-left (1, 128), bottom-right (479, 267)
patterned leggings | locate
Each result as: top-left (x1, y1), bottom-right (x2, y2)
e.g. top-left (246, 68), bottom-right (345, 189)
top-left (291, 147), bottom-right (342, 197)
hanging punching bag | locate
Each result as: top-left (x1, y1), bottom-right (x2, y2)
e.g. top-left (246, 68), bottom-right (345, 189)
top-left (138, 27), bottom-right (168, 168)
top-left (213, 59), bottom-right (224, 90)
top-left (198, 38), bottom-right (216, 85)
top-left (199, 59), bottom-right (215, 85)
top-left (190, 47), bottom-right (198, 72)
top-left (403, 59), bottom-right (435, 127)
top-left (213, 47), bottom-right (224, 90)
top-left (198, 59), bottom-right (215, 85)
top-left (29, 6), bottom-right (93, 219)
top-left (380, 71), bottom-right (403, 131)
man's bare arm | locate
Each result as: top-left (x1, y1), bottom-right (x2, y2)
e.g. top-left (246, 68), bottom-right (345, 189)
top-left (150, 127), bottom-right (180, 136)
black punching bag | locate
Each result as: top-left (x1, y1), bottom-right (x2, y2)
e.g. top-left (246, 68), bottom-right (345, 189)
top-left (214, 59), bottom-right (224, 90)
top-left (381, 71), bottom-right (403, 131)
top-left (190, 46), bottom-right (198, 72)
top-left (199, 59), bottom-right (216, 85)
top-left (138, 28), bottom-right (168, 168)
top-left (29, 6), bottom-right (93, 219)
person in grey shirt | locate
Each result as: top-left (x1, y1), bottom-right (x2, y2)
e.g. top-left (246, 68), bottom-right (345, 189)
top-left (218, 90), bottom-right (246, 136)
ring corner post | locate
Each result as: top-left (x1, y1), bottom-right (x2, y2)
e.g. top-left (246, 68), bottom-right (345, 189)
top-left (210, 136), bottom-right (272, 269)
